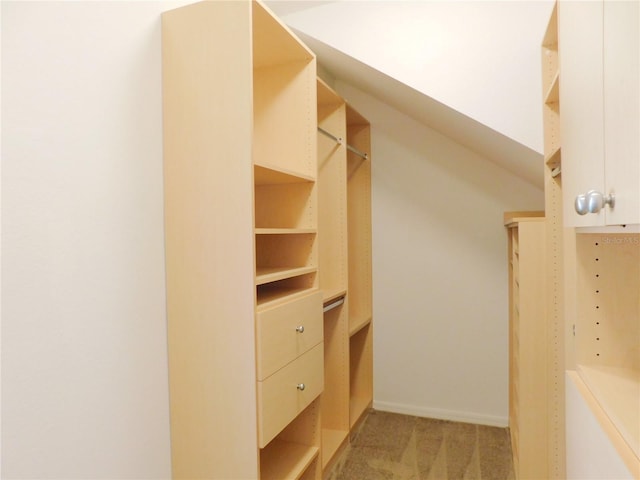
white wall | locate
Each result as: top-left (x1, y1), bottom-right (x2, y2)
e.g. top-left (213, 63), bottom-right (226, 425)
top-left (280, 0), bottom-right (555, 154)
top-left (1, 2), bottom-right (189, 477)
top-left (335, 81), bottom-right (544, 426)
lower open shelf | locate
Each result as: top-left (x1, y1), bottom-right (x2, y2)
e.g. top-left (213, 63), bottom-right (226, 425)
top-left (349, 315), bottom-right (372, 337)
top-left (321, 428), bottom-right (348, 469)
top-left (349, 396), bottom-right (371, 429)
top-left (578, 364), bottom-right (640, 459)
top-left (260, 439), bottom-right (319, 480)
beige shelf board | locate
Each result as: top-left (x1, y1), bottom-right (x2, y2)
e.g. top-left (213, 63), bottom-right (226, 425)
top-left (544, 72), bottom-right (560, 104)
top-left (254, 163), bottom-right (315, 185)
top-left (260, 439), bottom-right (319, 480)
top-left (545, 145), bottom-right (561, 167)
top-left (255, 228), bottom-right (317, 235)
top-left (321, 428), bottom-right (349, 469)
top-left (256, 286), bottom-right (320, 311)
top-left (569, 370), bottom-right (640, 478)
top-left (317, 78), bottom-right (343, 106)
top-left (578, 364), bottom-right (640, 459)
top-left (252, 1), bottom-right (314, 71)
top-left (349, 315), bottom-right (373, 337)
top-left (503, 211), bottom-right (545, 227)
top-left (323, 288), bottom-right (347, 305)
top-left (256, 266), bottom-right (317, 286)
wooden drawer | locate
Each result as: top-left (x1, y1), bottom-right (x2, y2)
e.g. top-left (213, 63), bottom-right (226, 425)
top-left (257, 343), bottom-right (324, 448)
top-left (256, 290), bottom-right (323, 381)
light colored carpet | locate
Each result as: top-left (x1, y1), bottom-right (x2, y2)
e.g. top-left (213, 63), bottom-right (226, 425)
top-left (327, 410), bottom-right (515, 480)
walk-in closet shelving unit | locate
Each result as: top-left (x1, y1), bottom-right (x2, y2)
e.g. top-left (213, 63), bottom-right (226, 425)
top-left (541, 5), bottom-right (566, 479)
top-left (555, 0), bottom-right (639, 476)
top-left (346, 104), bottom-right (373, 430)
top-left (316, 79), bottom-right (373, 474)
top-left (162, 1), bottom-right (323, 479)
top-left (317, 79), bottom-right (350, 473)
top-left (504, 212), bottom-right (547, 480)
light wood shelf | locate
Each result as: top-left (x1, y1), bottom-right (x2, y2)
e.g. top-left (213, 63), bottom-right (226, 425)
top-left (256, 285), bottom-right (320, 311)
top-left (256, 228), bottom-right (317, 235)
top-left (316, 79), bottom-right (373, 475)
top-left (323, 288), bottom-right (347, 305)
top-left (349, 315), bottom-right (373, 337)
top-left (578, 365), bottom-right (640, 458)
top-left (162, 1), bottom-right (322, 478)
top-left (544, 146), bottom-right (561, 169)
top-left (255, 163), bottom-right (315, 185)
top-left (256, 266), bottom-right (318, 285)
top-left (544, 71), bottom-right (560, 105)
top-left (540, 4), bottom-right (566, 478)
top-left (260, 440), bottom-right (319, 480)
top-left (505, 215), bottom-right (548, 480)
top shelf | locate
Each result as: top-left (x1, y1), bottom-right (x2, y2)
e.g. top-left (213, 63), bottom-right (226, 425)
top-left (252, 1), bottom-right (314, 70)
top-left (542, 4), bottom-right (558, 49)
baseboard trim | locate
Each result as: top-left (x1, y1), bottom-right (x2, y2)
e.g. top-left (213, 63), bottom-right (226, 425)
top-left (372, 400), bottom-right (508, 428)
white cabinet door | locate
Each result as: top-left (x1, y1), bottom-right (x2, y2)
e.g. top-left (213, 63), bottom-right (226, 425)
top-left (559, 0), bottom-right (606, 228)
top-left (604, 0), bottom-right (640, 226)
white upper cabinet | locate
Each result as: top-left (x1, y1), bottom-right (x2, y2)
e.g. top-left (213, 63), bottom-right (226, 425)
top-left (603, 0), bottom-right (640, 226)
top-left (559, 0), bottom-right (640, 227)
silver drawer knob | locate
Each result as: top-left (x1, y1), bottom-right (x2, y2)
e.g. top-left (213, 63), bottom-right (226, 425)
top-left (295, 325), bottom-right (304, 333)
top-left (297, 383), bottom-right (305, 391)
top-left (575, 190), bottom-right (615, 215)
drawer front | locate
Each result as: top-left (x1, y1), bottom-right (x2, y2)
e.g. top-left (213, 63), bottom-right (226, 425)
top-left (257, 343), bottom-right (324, 448)
top-left (256, 290), bottom-right (323, 381)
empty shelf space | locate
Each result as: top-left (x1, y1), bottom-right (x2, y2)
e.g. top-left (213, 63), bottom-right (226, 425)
top-left (323, 288), bottom-right (347, 306)
top-left (256, 266), bottom-right (317, 286)
top-left (545, 146), bottom-right (561, 167)
top-left (544, 71), bottom-right (560, 104)
top-left (255, 163), bottom-right (315, 185)
top-left (257, 286), bottom-right (319, 311)
top-left (349, 315), bottom-right (372, 337)
top-left (257, 272), bottom-right (317, 306)
top-left (578, 364), bottom-right (640, 458)
top-left (350, 396), bottom-right (371, 429)
top-left (260, 439), bottom-right (319, 480)
top-left (321, 428), bottom-right (348, 469)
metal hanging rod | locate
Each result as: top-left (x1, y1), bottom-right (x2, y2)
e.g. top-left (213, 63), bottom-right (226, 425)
top-left (323, 296), bottom-right (345, 313)
top-left (317, 127), bottom-right (369, 160)
top-left (318, 126), bottom-right (343, 145)
top-left (346, 143), bottom-right (368, 160)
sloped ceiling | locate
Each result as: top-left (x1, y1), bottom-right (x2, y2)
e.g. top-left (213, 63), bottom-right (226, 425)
top-left (266, 0), bottom-right (554, 188)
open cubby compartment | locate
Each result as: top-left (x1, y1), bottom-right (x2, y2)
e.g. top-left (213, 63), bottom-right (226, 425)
top-left (317, 79), bottom-right (348, 301)
top-left (260, 398), bottom-right (322, 480)
top-left (252, 0), bottom-right (316, 178)
top-left (255, 232), bottom-right (318, 286)
top-left (574, 233), bottom-right (640, 459)
top-left (349, 322), bottom-right (373, 428)
top-left (543, 101), bottom-right (561, 162)
top-left (253, 37), bottom-right (316, 179)
top-left (257, 272), bottom-right (318, 308)
top-left (254, 169), bottom-right (317, 230)
top-left (321, 298), bottom-right (350, 470)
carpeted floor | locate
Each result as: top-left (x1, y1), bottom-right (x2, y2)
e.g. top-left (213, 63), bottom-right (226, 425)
top-left (326, 410), bottom-right (515, 480)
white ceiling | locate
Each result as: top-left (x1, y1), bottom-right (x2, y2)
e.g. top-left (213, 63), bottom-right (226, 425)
top-left (264, 0), bottom-right (547, 188)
